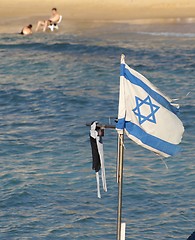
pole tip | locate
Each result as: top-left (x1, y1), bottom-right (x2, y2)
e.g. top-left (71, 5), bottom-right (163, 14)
top-left (121, 54), bottom-right (125, 64)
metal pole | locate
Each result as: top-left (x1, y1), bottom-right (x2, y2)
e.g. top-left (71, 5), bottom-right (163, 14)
top-left (116, 134), bottom-right (120, 184)
top-left (86, 123), bottom-right (115, 129)
top-left (117, 132), bottom-right (124, 240)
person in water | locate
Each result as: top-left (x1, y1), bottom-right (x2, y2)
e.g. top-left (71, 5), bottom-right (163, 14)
top-left (35, 8), bottom-right (60, 32)
top-left (20, 24), bottom-right (33, 35)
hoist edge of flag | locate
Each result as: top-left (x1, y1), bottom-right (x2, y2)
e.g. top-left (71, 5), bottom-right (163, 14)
top-left (116, 117), bottom-right (125, 130)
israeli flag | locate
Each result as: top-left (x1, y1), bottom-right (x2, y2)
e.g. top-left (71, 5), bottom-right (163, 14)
top-left (116, 55), bottom-right (184, 158)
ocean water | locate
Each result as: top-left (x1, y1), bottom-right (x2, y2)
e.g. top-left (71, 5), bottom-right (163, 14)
top-left (0, 22), bottom-right (194, 240)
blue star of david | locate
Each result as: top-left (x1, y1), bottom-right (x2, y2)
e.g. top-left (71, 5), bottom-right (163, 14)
top-left (132, 95), bottom-right (160, 125)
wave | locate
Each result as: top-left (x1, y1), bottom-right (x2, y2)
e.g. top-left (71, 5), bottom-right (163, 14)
top-left (0, 40), bottom-right (136, 58)
top-left (137, 31), bottom-right (195, 38)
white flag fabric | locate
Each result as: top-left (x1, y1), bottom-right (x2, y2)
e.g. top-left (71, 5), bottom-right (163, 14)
top-left (116, 55), bottom-right (184, 158)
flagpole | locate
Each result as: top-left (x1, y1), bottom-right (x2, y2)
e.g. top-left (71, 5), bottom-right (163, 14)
top-left (116, 134), bottom-right (120, 184)
top-left (117, 131), bottom-right (124, 240)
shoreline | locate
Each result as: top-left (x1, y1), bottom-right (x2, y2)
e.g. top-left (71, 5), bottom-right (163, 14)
top-left (1, 17), bottom-right (195, 35)
top-left (1, 0), bottom-right (195, 34)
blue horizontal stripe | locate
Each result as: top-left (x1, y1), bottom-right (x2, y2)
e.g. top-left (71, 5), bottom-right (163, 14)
top-left (120, 64), bottom-right (179, 115)
top-left (116, 118), bottom-right (125, 129)
top-left (125, 121), bottom-right (181, 156)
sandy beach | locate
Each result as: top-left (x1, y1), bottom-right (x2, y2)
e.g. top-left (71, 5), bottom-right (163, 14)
top-left (0, 0), bottom-right (195, 33)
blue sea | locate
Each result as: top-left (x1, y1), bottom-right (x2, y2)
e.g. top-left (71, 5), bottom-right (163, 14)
top-left (0, 21), bottom-right (194, 240)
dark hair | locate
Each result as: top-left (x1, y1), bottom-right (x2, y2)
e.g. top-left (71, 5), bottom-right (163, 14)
top-left (28, 24), bottom-right (32, 29)
top-left (52, 8), bottom-right (57, 11)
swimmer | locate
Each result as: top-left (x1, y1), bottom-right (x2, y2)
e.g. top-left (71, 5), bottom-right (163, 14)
top-left (20, 24), bottom-right (33, 35)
